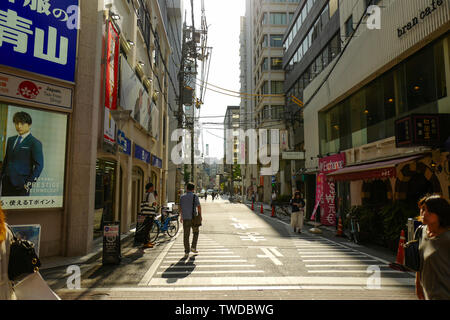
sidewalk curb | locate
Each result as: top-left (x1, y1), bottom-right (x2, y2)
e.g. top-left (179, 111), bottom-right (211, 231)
top-left (40, 231), bottom-right (135, 271)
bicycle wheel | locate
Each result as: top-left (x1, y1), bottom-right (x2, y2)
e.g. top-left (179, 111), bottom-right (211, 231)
top-left (148, 222), bottom-right (160, 243)
top-left (166, 219), bottom-right (179, 237)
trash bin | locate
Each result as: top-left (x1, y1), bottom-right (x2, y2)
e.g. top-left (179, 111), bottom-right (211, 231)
top-left (102, 222), bottom-right (121, 265)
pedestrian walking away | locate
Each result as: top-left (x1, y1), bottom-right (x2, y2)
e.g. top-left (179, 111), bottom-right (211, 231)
top-left (0, 206), bottom-right (14, 300)
top-left (180, 182), bottom-right (202, 259)
top-left (290, 191), bottom-right (305, 233)
top-left (415, 194), bottom-right (450, 300)
top-left (141, 183), bottom-right (158, 249)
top-left (212, 192), bottom-right (215, 202)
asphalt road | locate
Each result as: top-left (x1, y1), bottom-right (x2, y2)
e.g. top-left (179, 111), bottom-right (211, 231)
top-left (42, 197), bottom-right (417, 300)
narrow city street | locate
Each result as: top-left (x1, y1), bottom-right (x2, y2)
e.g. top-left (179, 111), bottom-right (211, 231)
top-left (42, 197), bottom-right (417, 300)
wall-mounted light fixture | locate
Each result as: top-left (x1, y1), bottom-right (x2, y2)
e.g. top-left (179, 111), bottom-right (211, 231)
top-left (127, 40), bottom-right (135, 47)
top-left (138, 61), bottom-right (145, 67)
top-left (111, 13), bottom-right (121, 20)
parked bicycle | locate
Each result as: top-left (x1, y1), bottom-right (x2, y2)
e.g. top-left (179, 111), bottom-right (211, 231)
top-left (148, 206), bottom-right (179, 243)
top-left (346, 212), bottom-right (360, 244)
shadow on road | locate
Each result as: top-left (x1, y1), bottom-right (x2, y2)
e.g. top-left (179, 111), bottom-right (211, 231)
top-left (161, 256), bottom-right (197, 284)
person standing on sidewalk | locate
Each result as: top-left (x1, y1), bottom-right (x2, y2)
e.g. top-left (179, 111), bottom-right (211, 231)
top-left (290, 191), bottom-right (305, 233)
top-left (415, 194), bottom-right (450, 300)
top-left (141, 183), bottom-right (157, 249)
top-left (180, 183), bottom-right (202, 259)
top-left (0, 207), bottom-right (14, 300)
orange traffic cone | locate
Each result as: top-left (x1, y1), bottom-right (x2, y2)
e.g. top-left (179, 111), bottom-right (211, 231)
top-left (251, 201), bottom-right (254, 210)
top-left (336, 217), bottom-right (344, 237)
top-left (395, 230), bottom-right (406, 265)
top-left (271, 205), bottom-right (275, 217)
top-left (389, 230), bottom-right (408, 272)
top-left (260, 204), bottom-right (264, 214)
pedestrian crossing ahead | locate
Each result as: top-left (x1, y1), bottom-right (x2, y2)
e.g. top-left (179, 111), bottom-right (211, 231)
top-left (293, 236), bottom-right (411, 277)
top-left (138, 236), bottom-right (265, 286)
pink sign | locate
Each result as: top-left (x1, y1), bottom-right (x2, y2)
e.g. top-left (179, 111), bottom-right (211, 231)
top-left (311, 173), bottom-right (325, 221)
top-left (317, 154), bottom-right (346, 226)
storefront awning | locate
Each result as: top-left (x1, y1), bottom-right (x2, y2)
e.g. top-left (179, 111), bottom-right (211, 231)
top-left (327, 155), bottom-right (422, 182)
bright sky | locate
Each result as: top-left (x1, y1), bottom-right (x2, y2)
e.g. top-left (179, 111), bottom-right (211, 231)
top-left (186, 0), bottom-right (246, 161)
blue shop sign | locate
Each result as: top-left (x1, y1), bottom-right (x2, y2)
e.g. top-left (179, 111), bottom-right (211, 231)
top-left (152, 155), bottom-right (162, 169)
top-left (117, 130), bottom-right (131, 156)
top-left (134, 143), bottom-right (150, 164)
top-left (0, 0), bottom-right (79, 83)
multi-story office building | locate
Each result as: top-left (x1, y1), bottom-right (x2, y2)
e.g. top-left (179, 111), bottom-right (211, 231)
top-left (283, 0), bottom-right (341, 211)
top-left (224, 106), bottom-right (241, 194)
top-left (301, 0), bottom-right (449, 220)
top-left (243, 0), bottom-right (300, 203)
top-left (0, 0), bottom-right (171, 257)
top-left (161, 0), bottom-right (183, 203)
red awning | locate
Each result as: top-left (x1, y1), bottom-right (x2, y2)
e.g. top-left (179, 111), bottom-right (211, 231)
top-left (327, 155), bottom-right (422, 182)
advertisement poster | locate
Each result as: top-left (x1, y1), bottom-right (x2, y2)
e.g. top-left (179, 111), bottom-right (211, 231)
top-left (0, 0), bottom-right (79, 83)
top-left (310, 173), bottom-right (324, 221)
top-left (10, 224), bottom-right (41, 256)
top-left (0, 104), bottom-right (67, 209)
top-left (317, 153), bottom-right (346, 226)
top-left (120, 56), bottom-right (157, 135)
top-left (105, 21), bottom-right (119, 110)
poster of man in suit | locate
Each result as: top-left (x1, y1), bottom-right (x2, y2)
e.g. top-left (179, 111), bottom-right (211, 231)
top-left (0, 105), bottom-right (67, 209)
top-left (1, 111), bottom-right (44, 197)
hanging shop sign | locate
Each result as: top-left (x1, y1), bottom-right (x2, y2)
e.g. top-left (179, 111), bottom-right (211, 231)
top-left (0, 104), bottom-right (68, 209)
top-left (0, 72), bottom-right (73, 110)
top-left (314, 153), bottom-right (346, 226)
top-left (397, 0), bottom-right (444, 38)
top-left (395, 114), bottom-right (450, 148)
top-left (282, 152), bottom-right (305, 160)
top-left (134, 143), bottom-right (150, 164)
top-left (105, 21), bottom-right (119, 110)
top-left (103, 107), bottom-right (116, 144)
top-left (0, 0), bottom-right (80, 83)
top-left (117, 130), bottom-right (131, 156)
top-left (151, 155), bottom-right (162, 169)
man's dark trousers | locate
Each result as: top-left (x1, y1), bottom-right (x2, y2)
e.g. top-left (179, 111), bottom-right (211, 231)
top-left (183, 220), bottom-right (199, 254)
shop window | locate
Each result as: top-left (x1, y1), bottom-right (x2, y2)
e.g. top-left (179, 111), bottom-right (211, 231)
top-left (405, 45), bottom-right (436, 111)
top-left (434, 40), bottom-right (447, 99)
top-left (270, 35), bottom-right (283, 47)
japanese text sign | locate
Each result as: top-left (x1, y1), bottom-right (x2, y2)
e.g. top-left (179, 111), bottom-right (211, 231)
top-left (134, 143), bottom-right (150, 164)
top-left (0, 0), bottom-right (79, 83)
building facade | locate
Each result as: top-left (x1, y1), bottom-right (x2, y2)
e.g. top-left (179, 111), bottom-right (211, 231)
top-left (302, 0), bottom-right (449, 221)
top-left (0, 0), bottom-right (172, 258)
top-left (250, 0), bottom-right (300, 202)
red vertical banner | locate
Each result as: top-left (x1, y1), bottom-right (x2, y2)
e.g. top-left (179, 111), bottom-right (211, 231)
top-left (105, 21), bottom-right (119, 110)
top-left (317, 154), bottom-right (346, 226)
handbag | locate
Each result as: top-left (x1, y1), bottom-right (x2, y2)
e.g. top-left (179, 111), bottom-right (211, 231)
top-left (192, 194), bottom-right (202, 227)
top-left (13, 272), bottom-right (60, 300)
top-left (7, 225), bottom-right (41, 281)
top-left (404, 225), bottom-right (423, 272)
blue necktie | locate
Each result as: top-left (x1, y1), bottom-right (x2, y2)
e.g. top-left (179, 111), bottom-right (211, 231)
top-left (14, 136), bottom-right (22, 151)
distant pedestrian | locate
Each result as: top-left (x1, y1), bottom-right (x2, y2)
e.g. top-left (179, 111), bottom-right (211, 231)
top-left (415, 194), bottom-right (450, 300)
top-left (180, 183), bottom-right (202, 259)
top-left (290, 191), bottom-right (306, 233)
top-left (0, 206), bottom-right (14, 300)
top-left (204, 192), bottom-right (208, 201)
top-left (212, 192), bottom-right (216, 202)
